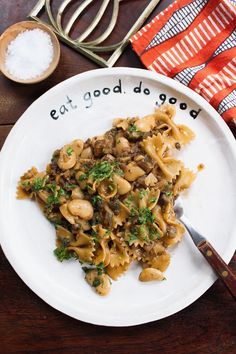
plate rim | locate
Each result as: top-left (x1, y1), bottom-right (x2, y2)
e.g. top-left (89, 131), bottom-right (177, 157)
top-left (0, 67), bottom-right (235, 327)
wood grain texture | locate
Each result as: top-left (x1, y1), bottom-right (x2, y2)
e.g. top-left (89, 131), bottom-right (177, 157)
top-left (0, 1), bottom-right (236, 354)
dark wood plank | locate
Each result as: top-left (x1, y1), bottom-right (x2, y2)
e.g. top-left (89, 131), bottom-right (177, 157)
top-left (0, 124), bottom-right (13, 148)
top-left (0, 1), bottom-right (236, 354)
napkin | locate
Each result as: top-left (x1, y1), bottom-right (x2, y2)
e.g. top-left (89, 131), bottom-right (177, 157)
top-left (130, 0), bottom-right (236, 131)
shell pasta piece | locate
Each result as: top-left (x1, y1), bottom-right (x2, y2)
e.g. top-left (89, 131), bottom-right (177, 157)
top-left (18, 104), bottom-right (199, 296)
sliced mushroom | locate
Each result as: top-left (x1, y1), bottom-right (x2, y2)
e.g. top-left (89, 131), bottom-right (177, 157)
top-left (80, 146), bottom-right (93, 159)
top-left (75, 171), bottom-right (87, 189)
top-left (70, 139), bottom-right (84, 156)
top-left (139, 268), bottom-right (165, 282)
top-left (98, 180), bottom-right (117, 199)
top-left (115, 137), bottom-right (130, 155)
top-left (85, 270), bottom-right (111, 296)
top-left (67, 199), bottom-right (94, 220)
top-left (124, 162), bottom-right (145, 181)
top-left (59, 203), bottom-right (75, 224)
top-left (113, 174), bottom-right (131, 195)
top-left (71, 187), bottom-right (84, 199)
top-left (57, 145), bottom-right (77, 170)
top-left (95, 274), bottom-right (111, 296)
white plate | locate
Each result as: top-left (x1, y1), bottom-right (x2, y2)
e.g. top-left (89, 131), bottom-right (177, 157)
top-left (0, 68), bottom-right (235, 327)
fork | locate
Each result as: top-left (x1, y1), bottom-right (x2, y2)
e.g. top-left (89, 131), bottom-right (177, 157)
top-left (174, 198), bottom-right (236, 299)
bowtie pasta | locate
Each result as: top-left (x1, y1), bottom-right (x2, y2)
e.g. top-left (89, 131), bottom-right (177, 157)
top-left (17, 103), bottom-right (197, 296)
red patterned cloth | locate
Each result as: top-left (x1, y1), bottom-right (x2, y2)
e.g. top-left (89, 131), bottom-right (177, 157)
top-left (130, 0), bottom-right (236, 130)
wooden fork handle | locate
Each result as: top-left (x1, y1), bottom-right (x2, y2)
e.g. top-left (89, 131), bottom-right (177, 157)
top-left (198, 240), bottom-right (236, 299)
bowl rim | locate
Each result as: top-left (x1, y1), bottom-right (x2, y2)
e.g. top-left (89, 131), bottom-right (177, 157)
top-left (0, 20), bottom-right (61, 84)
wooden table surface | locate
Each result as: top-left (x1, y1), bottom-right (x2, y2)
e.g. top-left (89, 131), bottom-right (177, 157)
top-left (0, 1), bottom-right (235, 353)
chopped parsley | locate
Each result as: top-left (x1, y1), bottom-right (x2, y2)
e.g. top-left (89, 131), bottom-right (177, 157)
top-left (21, 180), bottom-right (30, 188)
top-left (149, 197), bottom-right (157, 203)
top-left (32, 177), bottom-right (44, 191)
top-left (130, 208), bottom-right (138, 218)
top-left (96, 262), bottom-right (105, 275)
top-left (148, 226), bottom-right (161, 240)
top-left (91, 194), bottom-right (102, 206)
top-left (45, 182), bottom-right (57, 193)
top-left (91, 230), bottom-right (99, 244)
top-left (138, 207), bottom-right (155, 224)
top-left (79, 173), bottom-right (88, 181)
top-left (89, 161), bottom-right (114, 182)
top-left (58, 188), bottom-right (66, 197)
top-left (66, 147), bottom-right (73, 156)
top-left (54, 246), bottom-right (75, 262)
top-left (47, 195), bottom-right (60, 206)
top-left (86, 185), bottom-right (94, 192)
top-left (139, 224), bottom-right (145, 235)
top-left (105, 230), bottom-right (111, 237)
top-left (46, 186), bottom-right (66, 207)
top-left (92, 278), bottom-right (101, 288)
top-left (82, 266), bottom-right (93, 274)
top-left (138, 189), bottom-right (148, 199)
top-left (82, 262), bottom-right (105, 276)
top-left (124, 195), bottom-right (134, 208)
top-left (128, 124), bottom-right (138, 132)
top-left (165, 191), bottom-right (172, 197)
top-left (113, 163), bottom-right (124, 176)
top-left (65, 183), bottom-right (77, 189)
top-left (80, 161), bottom-right (123, 183)
top-left (129, 207), bottom-right (155, 225)
top-left (128, 233), bottom-right (138, 245)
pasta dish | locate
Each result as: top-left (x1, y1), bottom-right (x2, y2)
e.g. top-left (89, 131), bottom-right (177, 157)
top-left (17, 103), bottom-right (196, 296)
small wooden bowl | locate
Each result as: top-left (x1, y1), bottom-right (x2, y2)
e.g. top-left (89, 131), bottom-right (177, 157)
top-left (0, 21), bottom-right (60, 84)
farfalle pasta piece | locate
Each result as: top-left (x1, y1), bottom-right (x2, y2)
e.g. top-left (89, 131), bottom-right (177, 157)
top-left (137, 188), bottom-right (160, 210)
top-left (152, 205), bottom-right (166, 236)
top-left (164, 223), bottom-right (186, 247)
top-left (177, 125), bottom-right (195, 145)
top-left (112, 202), bottom-right (129, 228)
top-left (173, 167), bottom-right (196, 196)
top-left (93, 242), bottom-right (111, 267)
top-left (146, 253), bottom-right (171, 272)
top-left (155, 104), bottom-right (195, 146)
top-left (144, 173), bottom-right (158, 187)
top-left (134, 114), bottom-right (156, 132)
top-left (92, 225), bottom-right (111, 266)
top-left (17, 167), bottom-right (46, 199)
top-left (143, 135), bottom-right (182, 180)
top-left (108, 236), bottom-right (130, 268)
top-left (68, 232), bottom-right (95, 262)
top-left (112, 118), bottom-right (129, 130)
top-left (56, 225), bottom-right (73, 246)
top-left (106, 261), bottom-right (131, 280)
top-left (155, 102), bottom-right (176, 119)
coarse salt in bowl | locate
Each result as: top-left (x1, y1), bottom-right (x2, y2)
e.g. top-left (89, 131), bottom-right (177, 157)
top-left (0, 21), bottom-right (60, 84)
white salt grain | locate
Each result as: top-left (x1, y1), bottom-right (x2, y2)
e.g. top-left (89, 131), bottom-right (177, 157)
top-left (5, 28), bottom-right (54, 80)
